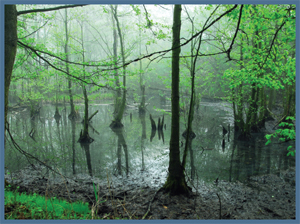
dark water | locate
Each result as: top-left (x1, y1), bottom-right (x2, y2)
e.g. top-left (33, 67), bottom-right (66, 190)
top-left (5, 99), bottom-right (295, 189)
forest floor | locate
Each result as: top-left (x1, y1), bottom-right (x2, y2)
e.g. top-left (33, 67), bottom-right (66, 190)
top-left (5, 165), bottom-right (295, 220)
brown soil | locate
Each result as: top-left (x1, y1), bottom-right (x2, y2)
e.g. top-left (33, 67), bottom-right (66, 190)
top-left (5, 165), bottom-right (295, 220)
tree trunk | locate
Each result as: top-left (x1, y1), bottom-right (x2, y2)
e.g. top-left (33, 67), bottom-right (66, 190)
top-left (5, 5), bottom-right (18, 128)
top-left (110, 6), bottom-right (126, 128)
top-left (111, 6), bottom-right (122, 116)
top-left (138, 14), bottom-right (146, 114)
top-left (64, 9), bottom-right (77, 120)
top-left (163, 5), bottom-right (190, 196)
top-left (77, 21), bottom-right (93, 143)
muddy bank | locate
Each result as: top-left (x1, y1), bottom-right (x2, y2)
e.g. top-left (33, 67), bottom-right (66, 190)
top-left (5, 164), bottom-right (295, 220)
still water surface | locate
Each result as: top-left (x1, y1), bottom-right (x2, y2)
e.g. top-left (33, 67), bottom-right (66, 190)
top-left (5, 99), bottom-right (295, 189)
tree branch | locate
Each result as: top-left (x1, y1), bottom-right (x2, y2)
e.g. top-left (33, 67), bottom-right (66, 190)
top-left (17, 41), bottom-right (107, 88)
top-left (18, 21), bottom-right (49, 40)
top-left (17, 40), bottom-right (112, 67)
top-left (100, 5), bottom-right (238, 72)
top-left (18, 5), bottom-right (239, 77)
top-left (261, 19), bottom-right (286, 69)
top-left (17, 4), bottom-right (87, 16)
top-left (226, 5), bottom-right (243, 61)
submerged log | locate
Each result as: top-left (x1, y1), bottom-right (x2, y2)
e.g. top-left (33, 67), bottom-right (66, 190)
top-left (82, 110), bottom-right (99, 124)
top-left (150, 129), bottom-right (156, 142)
top-left (88, 110), bottom-right (98, 122)
top-left (222, 125), bottom-right (228, 135)
top-left (157, 115), bottom-right (164, 131)
top-left (149, 114), bottom-right (156, 130)
top-left (157, 117), bottom-right (161, 130)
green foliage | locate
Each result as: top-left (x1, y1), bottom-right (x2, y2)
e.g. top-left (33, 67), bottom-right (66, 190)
top-left (130, 5), bottom-right (141, 15)
top-left (265, 116), bottom-right (295, 156)
top-left (153, 105), bottom-right (171, 116)
top-left (5, 189), bottom-right (91, 219)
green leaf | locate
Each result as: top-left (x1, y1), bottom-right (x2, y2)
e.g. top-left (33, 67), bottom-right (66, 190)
top-left (265, 140), bottom-right (271, 145)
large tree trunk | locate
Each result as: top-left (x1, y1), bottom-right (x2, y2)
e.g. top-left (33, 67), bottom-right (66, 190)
top-left (163, 5), bottom-right (190, 196)
top-left (5, 5), bottom-right (18, 127)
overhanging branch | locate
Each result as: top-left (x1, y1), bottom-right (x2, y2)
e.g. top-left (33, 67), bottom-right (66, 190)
top-left (17, 4), bottom-right (87, 16)
top-left (226, 5), bottom-right (243, 61)
top-left (17, 41), bottom-right (112, 67)
top-left (17, 41), bottom-right (107, 88)
top-left (261, 19), bottom-right (286, 69)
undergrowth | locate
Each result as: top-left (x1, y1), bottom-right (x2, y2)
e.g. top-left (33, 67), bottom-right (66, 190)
top-left (5, 189), bottom-right (91, 220)
top-left (4, 175), bottom-right (129, 220)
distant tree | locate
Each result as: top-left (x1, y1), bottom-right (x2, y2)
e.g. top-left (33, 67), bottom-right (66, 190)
top-left (110, 5), bottom-right (127, 128)
top-left (64, 8), bottom-right (77, 120)
top-left (4, 4), bottom-right (86, 128)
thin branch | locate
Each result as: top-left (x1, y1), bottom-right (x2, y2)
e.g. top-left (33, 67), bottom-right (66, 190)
top-left (18, 21), bottom-right (49, 40)
top-left (17, 4), bottom-right (87, 16)
top-left (226, 5), bottom-right (244, 61)
top-left (88, 22), bottom-right (113, 57)
top-left (261, 19), bottom-right (286, 69)
top-left (142, 5), bottom-right (157, 37)
top-left (157, 5), bottom-right (170, 10)
top-left (17, 40), bottom-right (111, 67)
top-left (18, 5), bottom-right (239, 78)
top-left (17, 41), bottom-right (107, 88)
top-left (101, 5), bottom-right (239, 72)
top-left (5, 122), bottom-right (76, 182)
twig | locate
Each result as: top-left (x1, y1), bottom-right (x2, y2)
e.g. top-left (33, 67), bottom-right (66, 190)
top-left (107, 169), bottom-right (117, 218)
top-left (273, 114), bottom-right (289, 130)
top-left (117, 198), bottom-right (131, 219)
top-left (5, 123), bottom-right (79, 183)
top-left (200, 146), bottom-right (205, 156)
top-left (266, 107), bottom-right (279, 120)
top-left (216, 193), bottom-right (222, 219)
top-left (142, 187), bottom-right (162, 219)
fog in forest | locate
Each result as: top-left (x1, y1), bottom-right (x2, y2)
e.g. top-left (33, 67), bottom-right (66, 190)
top-left (5, 4), bottom-right (296, 220)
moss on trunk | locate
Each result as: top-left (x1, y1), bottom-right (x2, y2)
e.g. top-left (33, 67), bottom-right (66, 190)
top-left (163, 171), bottom-right (191, 196)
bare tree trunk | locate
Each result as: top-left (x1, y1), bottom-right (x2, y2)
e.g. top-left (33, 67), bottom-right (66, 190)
top-left (163, 5), bottom-right (190, 196)
top-left (77, 20), bottom-right (93, 143)
top-left (64, 9), bottom-right (77, 120)
top-left (111, 6), bottom-right (122, 116)
top-left (5, 5), bottom-right (18, 128)
top-left (138, 14), bottom-right (146, 114)
top-left (110, 6), bottom-right (126, 128)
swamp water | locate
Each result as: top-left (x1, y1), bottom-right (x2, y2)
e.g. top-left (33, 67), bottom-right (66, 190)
top-left (5, 99), bottom-right (295, 190)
